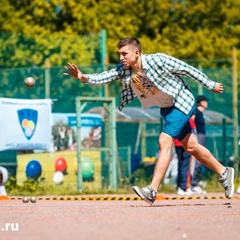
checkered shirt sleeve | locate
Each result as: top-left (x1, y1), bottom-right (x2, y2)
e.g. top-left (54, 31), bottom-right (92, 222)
top-left (158, 53), bottom-right (216, 91)
top-left (85, 64), bottom-right (123, 85)
top-left (141, 53), bottom-right (216, 114)
top-left (85, 64), bottom-right (136, 110)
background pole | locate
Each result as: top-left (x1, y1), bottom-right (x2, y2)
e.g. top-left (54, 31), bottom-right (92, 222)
top-left (99, 29), bottom-right (109, 97)
top-left (44, 58), bottom-right (51, 99)
top-left (197, 64), bottom-right (203, 96)
top-left (232, 47), bottom-right (239, 177)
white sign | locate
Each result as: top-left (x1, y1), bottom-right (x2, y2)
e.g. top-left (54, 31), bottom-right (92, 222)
top-left (0, 98), bottom-right (52, 151)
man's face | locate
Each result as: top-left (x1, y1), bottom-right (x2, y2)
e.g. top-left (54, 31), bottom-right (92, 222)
top-left (118, 45), bottom-right (140, 67)
top-left (201, 100), bottom-right (208, 109)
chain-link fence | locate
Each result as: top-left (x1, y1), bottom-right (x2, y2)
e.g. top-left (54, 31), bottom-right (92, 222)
top-left (0, 33), bottom-right (239, 191)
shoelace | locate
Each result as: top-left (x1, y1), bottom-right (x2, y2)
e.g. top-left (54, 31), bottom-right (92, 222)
top-left (143, 186), bottom-right (156, 198)
top-left (221, 180), bottom-right (228, 189)
top-left (219, 176), bottom-right (229, 189)
top-left (219, 168), bottom-right (229, 189)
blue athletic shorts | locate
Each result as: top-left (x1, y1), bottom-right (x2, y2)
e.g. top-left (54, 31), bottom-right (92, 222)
top-left (160, 103), bottom-right (196, 141)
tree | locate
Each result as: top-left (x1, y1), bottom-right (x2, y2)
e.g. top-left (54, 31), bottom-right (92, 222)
top-left (0, 0), bottom-right (239, 113)
top-left (1, 0), bottom-right (240, 66)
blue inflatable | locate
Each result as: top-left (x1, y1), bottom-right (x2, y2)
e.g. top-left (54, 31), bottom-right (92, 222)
top-left (26, 160), bottom-right (42, 180)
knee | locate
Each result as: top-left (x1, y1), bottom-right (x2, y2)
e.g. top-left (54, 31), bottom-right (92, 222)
top-left (184, 144), bottom-right (197, 155)
top-left (158, 134), bottom-right (173, 150)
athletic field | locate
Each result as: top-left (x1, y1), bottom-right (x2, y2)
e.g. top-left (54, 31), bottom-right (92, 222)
top-left (1, 193), bottom-right (240, 240)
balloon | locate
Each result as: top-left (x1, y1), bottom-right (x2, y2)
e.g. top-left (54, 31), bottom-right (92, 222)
top-left (73, 158), bottom-right (78, 174)
top-left (26, 160), bottom-right (42, 180)
top-left (55, 157), bottom-right (67, 173)
top-left (82, 157), bottom-right (94, 180)
top-left (53, 171), bottom-right (64, 185)
top-left (74, 157), bottom-right (94, 180)
top-left (73, 156), bottom-right (84, 174)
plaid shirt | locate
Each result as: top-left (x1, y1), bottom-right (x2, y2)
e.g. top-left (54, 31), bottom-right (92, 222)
top-left (86, 53), bottom-right (216, 115)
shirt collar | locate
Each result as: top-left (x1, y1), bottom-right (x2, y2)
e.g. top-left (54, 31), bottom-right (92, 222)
top-left (141, 54), bottom-right (149, 72)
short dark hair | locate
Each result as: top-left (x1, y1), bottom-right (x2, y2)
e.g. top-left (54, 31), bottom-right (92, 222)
top-left (117, 37), bottom-right (141, 53)
top-left (196, 95), bottom-right (208, 105)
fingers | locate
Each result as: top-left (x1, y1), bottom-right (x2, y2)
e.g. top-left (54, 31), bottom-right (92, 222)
top-left (64, 62), bottom-right (74, 69)
top-left (218, 83), bottom-right (224, 93)
top-left (63, 64), bottom-right (70, 72)
top-left (63, 62), bottom-right (77, 76)
top-left (68, 62), bottom-right (79, 71)
top-left (64, 63), bottom-right (73, 71)
top-left (67, 62), bottom-right (75, 70)
top-left (63, 65), bottom-right (70, 75)
top-left (212, 83), bottom-right (224, 93)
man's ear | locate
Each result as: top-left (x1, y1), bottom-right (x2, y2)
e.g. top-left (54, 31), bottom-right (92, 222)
top-left (135, 50), bottom-right (140, 57)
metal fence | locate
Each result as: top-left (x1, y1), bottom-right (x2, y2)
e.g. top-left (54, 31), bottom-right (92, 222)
top-left (0, 32), bottom-right (239, 190)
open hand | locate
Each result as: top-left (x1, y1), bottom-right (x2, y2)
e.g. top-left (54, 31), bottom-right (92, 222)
top-left (63, 62), bottom-right (82, 78)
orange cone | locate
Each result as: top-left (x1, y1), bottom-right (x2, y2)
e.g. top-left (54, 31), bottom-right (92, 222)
top-left (156, 194), bottom-right (166, 200)
top-left (0, 185), bottom-right (10, 200)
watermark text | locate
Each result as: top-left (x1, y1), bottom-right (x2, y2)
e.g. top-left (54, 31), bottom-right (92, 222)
top-left (1, 223), bottom-right (19, 232)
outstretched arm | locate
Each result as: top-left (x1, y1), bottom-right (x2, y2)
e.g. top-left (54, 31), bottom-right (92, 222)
top-left (159, 53), bottom-right (217, 91)
top-left (212, 82), bottom-right (224, 93)
top-left (63, 62), bottom-right (88, 83)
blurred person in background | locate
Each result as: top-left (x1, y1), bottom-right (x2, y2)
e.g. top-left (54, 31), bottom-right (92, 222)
top-left (191, 95), bottom-right (209, 194)
top-left (163, 153), bottom-right (178, 188)
top-left (174, 118), bottom-right (196, 195)
top-left (58, 125), bottom-right (66, 150)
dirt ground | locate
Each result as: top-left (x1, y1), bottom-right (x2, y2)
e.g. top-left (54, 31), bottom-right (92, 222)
top-left (1, 193), bottom-right (240, 240)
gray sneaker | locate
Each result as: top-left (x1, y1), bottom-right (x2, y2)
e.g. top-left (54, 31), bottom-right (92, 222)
top-left (219, 167), bottom-right (235, 199)
top-left (133, 185), bottom-right (156, 205)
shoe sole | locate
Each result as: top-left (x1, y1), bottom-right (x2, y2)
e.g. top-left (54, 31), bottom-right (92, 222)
top-left (227, 167), bottom-right (235, 199)
top-left (177, 192), bottom-right (185, 196)
top-left (132, 186), bottom-right (153, 206)
top-left (191, 190), bottom-right (207, 194)
top-left (177, 192), bottom-right (194, 196)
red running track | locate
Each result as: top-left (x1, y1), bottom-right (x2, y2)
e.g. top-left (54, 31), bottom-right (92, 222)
top-left (1, 193), bottom-right (240, 240)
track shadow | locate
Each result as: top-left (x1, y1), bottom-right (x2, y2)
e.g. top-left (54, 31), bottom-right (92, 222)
top-left (131, 202), bottom-right (232, 208)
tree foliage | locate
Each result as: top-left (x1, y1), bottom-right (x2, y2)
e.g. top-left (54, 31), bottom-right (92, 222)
top-left (0, 0), bottom-right (239, 114)
top-left (0, 0), bottom-right (239, 67)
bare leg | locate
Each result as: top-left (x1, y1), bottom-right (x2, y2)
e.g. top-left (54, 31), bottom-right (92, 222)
top-left (150, 132), bottom-right (173, 191)
top-left (181, 132), bottom-right (225, 175)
